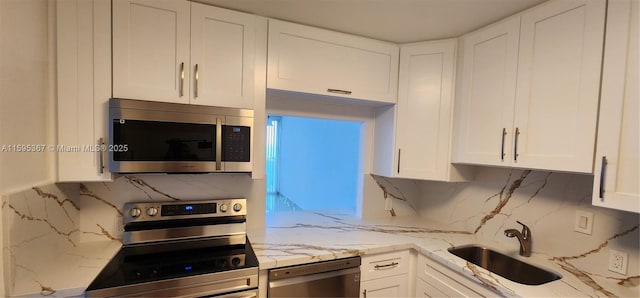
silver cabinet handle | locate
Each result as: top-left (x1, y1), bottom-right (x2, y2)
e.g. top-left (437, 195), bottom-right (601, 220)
top-left (216, 118), bottom-right (222, 171)
top-left (374, 262), bottom-right (399, 269)
top-left (514, 127), bottom-right (520, 161)
top-left (179, 62), bottom-right (185, 97)
top-left (98, 137), bottom-right (105, 174)
top-left (327, 88), bottom-right (352, 95)
top-left (194, 63), bottom-right (199, 99)
top-left (501, 128), bottom-right (507, 161)
top-left (397, 149), bottom-right (401, 174)
top-left (599, 156), bottom-right (607, 199)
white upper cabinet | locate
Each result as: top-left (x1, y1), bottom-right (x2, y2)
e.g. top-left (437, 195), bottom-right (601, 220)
top-left (374, 40), bottom-right (471, 181)
top-left (190, 4), bottom-right (255, 108)
top-left (513, 0), bottom-right (605, 172)
top-left (57, 0), bottom-right (112, 182)
top-left (454, 0), bottom-right (606, 173)
top-left (592, 0), bottom-right (639, 213)
top-left (454, 16), bottom-right (520, 166)
top-left (267, 19), bottom-right (399, 104)
top-left (113, 0), bottom-right (257, 108)
top-left (113, 0), bottom-right (190, 103)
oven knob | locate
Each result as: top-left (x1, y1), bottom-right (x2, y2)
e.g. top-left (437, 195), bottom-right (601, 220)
top-left (146, 207), bottom-right (158, 216)
top-left (220, 204), bottom-right (228, 212)
top-left (232, 257), bottom-right (241, 267)
top-left (233, 203), bottom-right (242, 212)
top-left (129, 208), bottom-right (141, 218)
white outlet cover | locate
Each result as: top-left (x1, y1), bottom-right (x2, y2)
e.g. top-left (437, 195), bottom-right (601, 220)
top-left (574, 210), bottom-right (593, 235)
top-left (113, 215), bottom-right (124, 238)
top-left (608, 249), bottom-right (628, 275)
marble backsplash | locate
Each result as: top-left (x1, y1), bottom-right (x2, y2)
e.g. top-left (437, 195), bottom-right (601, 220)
top-left (78, 173), bottom-right (265, 242)
top-left (1, 183), bottom-right (121, 296)
top-left (1, 173), bottom-right (265, 296)
top-left (1, 167), bottom-right (638, 296)
top-left (374, 167), bottom-right (639, 296)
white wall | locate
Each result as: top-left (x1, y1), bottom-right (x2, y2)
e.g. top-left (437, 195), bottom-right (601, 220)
top-left (0, 0), bottom-right (53, 295)
top-left (0, 0), bottom-right (52, 195)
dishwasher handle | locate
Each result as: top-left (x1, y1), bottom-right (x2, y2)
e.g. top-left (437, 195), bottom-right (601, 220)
top-left (268, 266), bottom-right (360, 289)
top-left (269, 256), bottom-right (361, 280)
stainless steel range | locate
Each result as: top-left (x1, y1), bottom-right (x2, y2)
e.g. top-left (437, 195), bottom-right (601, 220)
top-left (86, 199), bottom-right (259, 297)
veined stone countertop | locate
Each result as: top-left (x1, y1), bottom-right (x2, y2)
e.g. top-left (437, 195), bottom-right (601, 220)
top-left (249, 211), bottom-right (639, 298)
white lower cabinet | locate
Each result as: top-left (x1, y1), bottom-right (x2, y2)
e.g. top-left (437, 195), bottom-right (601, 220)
top-left (416, 254), bottom-right (495, 297)
top-left (415, 277), bottom-right (449, 298)
top-left (360, 250), bottom-right (411, 298)
top-left (361, 275), bottom-right (409, 298)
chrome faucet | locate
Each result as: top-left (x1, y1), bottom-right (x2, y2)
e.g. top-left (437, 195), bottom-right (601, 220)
top-left (504, 221), bottom-right (532, 257)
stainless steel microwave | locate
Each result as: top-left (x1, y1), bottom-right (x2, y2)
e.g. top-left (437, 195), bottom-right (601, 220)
top-left (108, 98), bottom-right (253, 173)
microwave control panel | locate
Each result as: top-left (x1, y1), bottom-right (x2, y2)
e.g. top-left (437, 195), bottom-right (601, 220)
top-left (223, 125), bottom-right (251, 162)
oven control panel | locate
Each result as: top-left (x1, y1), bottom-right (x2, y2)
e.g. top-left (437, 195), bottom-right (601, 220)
top-left (124, 199), bottom-right (246, 224)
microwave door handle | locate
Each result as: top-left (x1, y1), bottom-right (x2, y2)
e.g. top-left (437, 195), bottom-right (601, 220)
top-left (216, 118), bottom-right (222, 171)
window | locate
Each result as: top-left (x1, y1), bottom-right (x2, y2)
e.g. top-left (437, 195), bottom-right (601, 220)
top-left (266, 115), bottom-right (361, 214)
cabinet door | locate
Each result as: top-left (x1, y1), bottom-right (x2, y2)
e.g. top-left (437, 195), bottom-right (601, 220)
top-left (360, 275), bottom-right (408, 298)
top-left (113, 0), bottom-right (190, 103)
top-left (513, 0), bottom-right (605, 172)
top-left (267, 19), bottom-right (399, 104)
top-left (57, 0), bottom-right (112, 182)
top-left (190, 3), bottom-right (255, 108)
top-left (592, 0), bottom-right (639, 213)
top-left (454, 17), bottom-right (520, 166)
top-left (416, 277), bottom-right (446, 298)
top-left (417, 254), bottom-right (494, 297)
top-left (395, 40), bottom-right (456, 180)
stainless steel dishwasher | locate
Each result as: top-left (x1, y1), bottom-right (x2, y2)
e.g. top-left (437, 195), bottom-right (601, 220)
top-left (268, 256), bottom-right (361, 297)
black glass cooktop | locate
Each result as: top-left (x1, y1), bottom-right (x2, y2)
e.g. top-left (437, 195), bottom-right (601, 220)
top-left (86, 238), bottom-right (259, 292)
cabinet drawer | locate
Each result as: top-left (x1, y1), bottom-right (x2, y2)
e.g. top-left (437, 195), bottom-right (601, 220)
top-left (361, 250), bottom-right (410, 281)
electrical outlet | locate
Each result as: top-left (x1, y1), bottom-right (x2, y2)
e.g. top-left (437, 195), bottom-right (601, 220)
top-left (574, 210), bottom-right (593, 235)
top-left (113, 215), bottom-right (124, 238)
top-left (608, 249), bottom-right (628, 275)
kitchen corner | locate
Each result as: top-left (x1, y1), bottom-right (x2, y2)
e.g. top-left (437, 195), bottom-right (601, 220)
top-left (249, 168), bottom-right (639, 297)
top-left (248, 211), bottom-right (620, 297)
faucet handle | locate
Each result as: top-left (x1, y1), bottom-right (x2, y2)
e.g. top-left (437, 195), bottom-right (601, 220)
top-left (516, 221), bottom-right (530, 237)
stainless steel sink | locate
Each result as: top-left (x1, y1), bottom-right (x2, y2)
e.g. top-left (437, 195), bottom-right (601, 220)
top-left (448, 245), bottom-right (561, 285)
